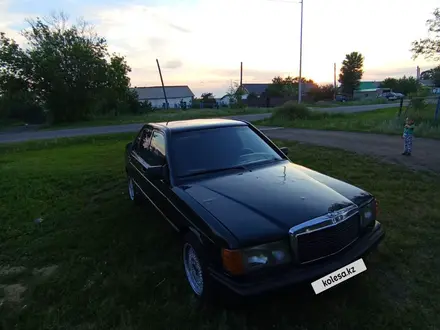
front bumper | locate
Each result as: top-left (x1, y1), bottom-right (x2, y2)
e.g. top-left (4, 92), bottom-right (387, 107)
top-left (209, 221), bottom-right (385, 296)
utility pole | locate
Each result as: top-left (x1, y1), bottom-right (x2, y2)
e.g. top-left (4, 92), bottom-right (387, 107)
top-left (240, 62), bottom-right (243, 88)
top-left (156, 59), bottom-right (169, 110)
top-left (333, 62), bottom-right (337, 100)
top-left (298, 0), bottom-right (304, 104)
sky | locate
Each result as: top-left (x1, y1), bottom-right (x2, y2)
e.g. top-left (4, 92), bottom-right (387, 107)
top-left (1, 0), bottom-right (439, 97)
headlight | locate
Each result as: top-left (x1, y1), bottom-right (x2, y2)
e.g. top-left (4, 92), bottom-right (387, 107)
top-left (360, 199), bottom-right (377, 228)
top-left (222, 240), bottom-right (291, 275)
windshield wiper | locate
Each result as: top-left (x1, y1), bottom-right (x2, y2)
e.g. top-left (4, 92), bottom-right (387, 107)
top-left (179, 165), bottom-right (251, 178)
top-left (250, 157), bottom-right (283, 166)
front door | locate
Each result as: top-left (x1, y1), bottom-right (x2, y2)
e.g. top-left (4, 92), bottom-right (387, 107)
top-left (142, 130), bottom-right (184, 230)
top-left (129, 126), bottom-right (153, 197)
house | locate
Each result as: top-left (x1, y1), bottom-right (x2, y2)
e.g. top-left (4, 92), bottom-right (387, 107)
top-left (420, 79), bottom-right (434, 87)
top-left (357, 81), bottom-right (381, 90)
top-left (133, 85), bottom-right (195, 109)
top-left (241, 83), bottom-right (270, 98)
top-left (299, 82), bottom-right (317, 95)
top-left (419, 79), bottom-right (440, 92)
top-left (218, 95), bottom-right (232, 106)
top-left (353, 81), bottom-right (383, 100)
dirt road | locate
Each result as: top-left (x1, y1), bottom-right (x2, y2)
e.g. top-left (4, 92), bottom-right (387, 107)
top-left (0, 103), bottom-right (402, 144)
top-left (264, 128), bottom-right (440, 174)
top-left (1, 106), bottom-right (439, 174)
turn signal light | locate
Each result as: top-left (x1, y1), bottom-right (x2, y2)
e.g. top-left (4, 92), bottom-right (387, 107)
top-left (221, 249), bottom-right (245, 275)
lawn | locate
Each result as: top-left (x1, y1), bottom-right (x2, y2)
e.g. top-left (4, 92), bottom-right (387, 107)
top-left (256, 105), bottom-right (440, 139)
top-left (1, 134), bottom-right (440, 329)
top-left (39, 107), bottom-right (272, 130)
top-left (310, 98), bottom-right (397, 108)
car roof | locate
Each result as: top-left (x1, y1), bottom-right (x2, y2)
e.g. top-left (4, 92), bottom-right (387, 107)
top-left (150, 118), bottom-right (248, 133)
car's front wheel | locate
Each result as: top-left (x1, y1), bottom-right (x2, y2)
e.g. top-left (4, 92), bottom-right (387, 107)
top-left (182, 232), bottom-right (219, 302)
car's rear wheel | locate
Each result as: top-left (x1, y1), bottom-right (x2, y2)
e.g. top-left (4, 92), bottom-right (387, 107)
top-left (127, 175), bottom-right (142, 204)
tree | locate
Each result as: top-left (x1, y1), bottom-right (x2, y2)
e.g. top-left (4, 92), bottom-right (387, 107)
top-left (338, 52), bottom-right (364, 97)
top-left (266, 75), bottom-right (315, 98)
top-left (411, 8), bottom-right (440, 61)
top-left (433, 66), bottom-right (440, 87)
top-left (380, 78), bottom-right (399, 91)
top-left (292, 77), bottom-right (315, 84)
top-left (0, 12), bottom-right (136, 124)
top-left (201, 92), bottom-right (213, 99)
top-left (307, 84), bottom-right (335, 102)
top-left (0, 32), bottom-right (41, 123)
top-left (266, 76), bottom-right (288, 97)
top-left (380, 76), bottom-right (420, 95)
top-left (200, 92), bottom-right (216, 108)
top-left (419, 66), bottom-right (440, 86)
top-left (247, 92), bottom-right (258, 101)
top-left (103, 55), bottom-right (136, 115)
top-left (227, 81), bottom-right (245, 108)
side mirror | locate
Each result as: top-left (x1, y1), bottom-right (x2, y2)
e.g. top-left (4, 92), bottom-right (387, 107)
top-left (280, 147), bottom-right (289, 156)
top-left (145, 165), bottom-right (166, 180)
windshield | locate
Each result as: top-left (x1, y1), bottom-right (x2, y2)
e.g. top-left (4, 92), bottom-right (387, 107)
top-left (170, 126), bottom-right (283, 178)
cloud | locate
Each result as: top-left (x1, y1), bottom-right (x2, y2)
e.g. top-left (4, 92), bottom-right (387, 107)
top-left (147, 37), bottom-right (167, 50)
top-left (0, 0), bottom-right (29, 44)
top-left (4, 0), bottom-right (439, 97)
top-left (163, 60), bottom-right (183, 69)
top-left (210, 68), bottom-right (283, 82)
top-left (167, 23), bottom-right (191, 34)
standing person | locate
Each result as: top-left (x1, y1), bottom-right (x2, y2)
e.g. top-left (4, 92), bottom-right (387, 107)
top-left (402, 117), bottom-right (415, 156)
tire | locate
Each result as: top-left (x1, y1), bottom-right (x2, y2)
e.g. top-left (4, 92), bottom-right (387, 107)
top-left (182, 232), bottom-right (220, 303)
top-left (127, 175), bottom-right (142, 204)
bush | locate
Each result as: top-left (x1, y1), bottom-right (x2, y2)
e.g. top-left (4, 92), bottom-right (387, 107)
top-left (272, 101), bottom-right (312, 120)
top-left (0, 94), bottom-right (45, 124)
top-left (138, 100), bottom-right (153, 114)
top-left (230, 102), bottom-right (246, 109)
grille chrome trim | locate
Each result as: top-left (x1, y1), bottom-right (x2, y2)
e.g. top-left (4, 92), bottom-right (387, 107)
top-left (289, 205), bottom-right (360, 264)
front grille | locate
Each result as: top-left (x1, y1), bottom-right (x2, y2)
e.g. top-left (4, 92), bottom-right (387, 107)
top-left (296, 214), bottom-right (360, 263)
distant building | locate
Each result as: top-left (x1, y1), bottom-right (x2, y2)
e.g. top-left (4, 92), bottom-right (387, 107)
top-left (216, 95), bottom-right (232, 106)
top-left (241, 83), bottom-right (270, 98)
top-left (133, 85), bottom-right (195, 109)
top-left (419, 68), bottom-right (440, 93)
top-left (353, 81), bottom-right (383, 100)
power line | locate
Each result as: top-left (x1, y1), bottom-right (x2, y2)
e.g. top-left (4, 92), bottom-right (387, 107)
top-left (263, 0), bottom-right (300, 3)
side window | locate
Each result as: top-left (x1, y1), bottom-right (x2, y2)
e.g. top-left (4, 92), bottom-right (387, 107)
top-left (148, 131), bottom-right (166, 166)
top-left (135, 127), bottom-right (153, 159)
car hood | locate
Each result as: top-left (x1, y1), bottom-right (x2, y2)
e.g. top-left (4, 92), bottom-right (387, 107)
top-left (181, 161), bottom-right (371, 246)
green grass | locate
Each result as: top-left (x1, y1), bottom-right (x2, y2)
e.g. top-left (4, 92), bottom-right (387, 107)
top-left (39, 107), bottom-right (272, 130)
top-left (311, 98), bottom-right (396, 108)
top-left (1, 134), bottom-right (440, 329)
top-left (256, 106), bottom-right (440, 139)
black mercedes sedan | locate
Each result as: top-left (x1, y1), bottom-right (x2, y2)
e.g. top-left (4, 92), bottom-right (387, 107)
top-left (124, 118), bottom-right (385, 300)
